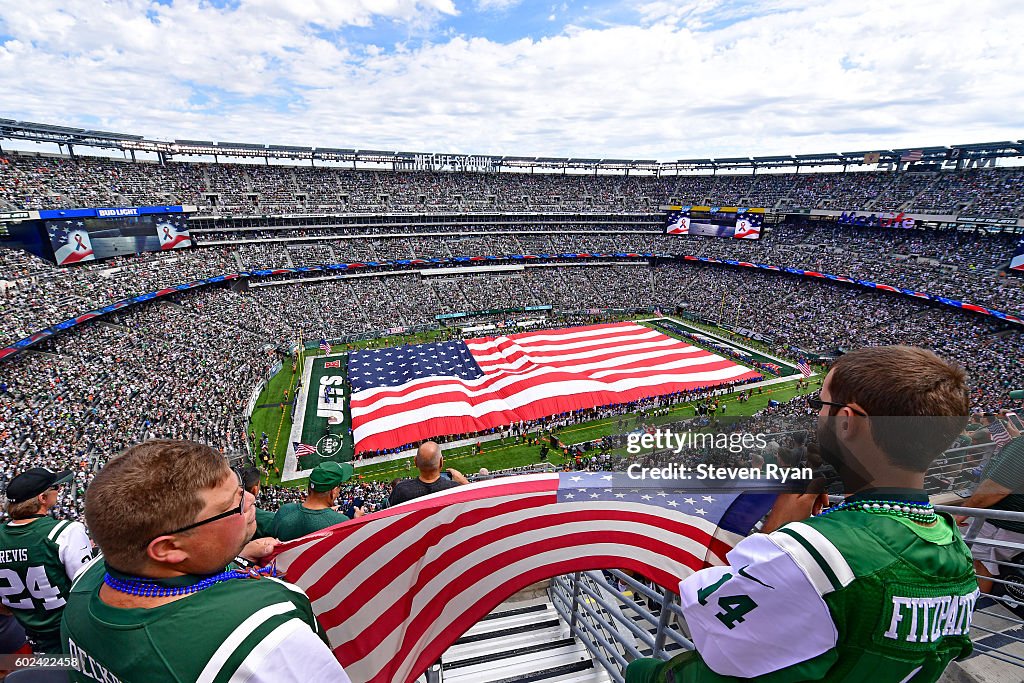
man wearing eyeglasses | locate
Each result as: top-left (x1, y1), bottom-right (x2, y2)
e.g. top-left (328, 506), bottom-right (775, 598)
top-left (0, 467), bottom-right (93, 653)
top-left (627, 346), bottom-right (978, 683)
top-left (60, 440), bottom-right (350, 683)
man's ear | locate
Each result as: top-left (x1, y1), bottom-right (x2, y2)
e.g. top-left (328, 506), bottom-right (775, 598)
top-left (839, 405), bottom-right (868, 440)
top-left (147, 535), bottom-right (190, 566)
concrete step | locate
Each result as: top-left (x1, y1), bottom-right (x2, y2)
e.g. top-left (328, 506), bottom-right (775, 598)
top-left (435, 594), bottom-right (610, 683)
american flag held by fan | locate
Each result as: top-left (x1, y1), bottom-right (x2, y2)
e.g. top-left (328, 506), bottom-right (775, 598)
top-left (272, 472), bottom-right (775, 683)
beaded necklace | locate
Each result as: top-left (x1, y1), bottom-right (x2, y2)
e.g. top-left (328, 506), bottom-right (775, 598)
top-left (816, 498), bottom-right (937, 524)
top-left (104, 564), bottom-right (277, 598)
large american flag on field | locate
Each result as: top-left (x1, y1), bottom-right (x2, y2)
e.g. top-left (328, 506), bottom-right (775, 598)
top-left (273, 472), bottom-right (776, 683)
top-left (348, 322), bottom-right (762, 453)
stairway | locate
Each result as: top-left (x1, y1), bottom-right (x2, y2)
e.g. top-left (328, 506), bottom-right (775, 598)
top-left (437, 596), bottom-right (612, 683)
top-left (940, 597), bottom-right (1024, 683)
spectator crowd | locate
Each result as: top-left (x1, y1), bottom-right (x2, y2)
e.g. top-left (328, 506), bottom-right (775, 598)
top-left (2, 155), bottom-right (1023, 526)
top-left (3, 152), bottom-right (1023, 217)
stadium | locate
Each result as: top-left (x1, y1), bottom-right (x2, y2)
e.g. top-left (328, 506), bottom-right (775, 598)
top-left (2, 3), bottom-right (1024, 682)
top-left (2, 121), bottom-right (1023, 682)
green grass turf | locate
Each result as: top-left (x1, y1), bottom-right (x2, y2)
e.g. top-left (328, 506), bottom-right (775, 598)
top-left (248, 361), bottom-right (298, 475)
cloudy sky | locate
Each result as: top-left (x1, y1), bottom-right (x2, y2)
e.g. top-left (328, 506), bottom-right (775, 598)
top-left (0, 0), bottom-right (1019, 161)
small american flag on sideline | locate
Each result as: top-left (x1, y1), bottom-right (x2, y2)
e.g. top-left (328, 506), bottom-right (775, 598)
top-left (320, 339), bottom-right (332, 354)
top-left (989, 419), bottom-right (1012, 449)
top-left (294, 442), bottom-right (317, 457)
top-left (797, 358), bottom-right (813, 377)
top-left (273, 472), bottom-right (775, 683)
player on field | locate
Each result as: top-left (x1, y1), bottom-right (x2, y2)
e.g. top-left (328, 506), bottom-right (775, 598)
top-left (61, 440), bottom-right (350, 682)
top-left (0, 467), bottom-right (93, 653)
top-left (627, 346), bottom-right (979, 683)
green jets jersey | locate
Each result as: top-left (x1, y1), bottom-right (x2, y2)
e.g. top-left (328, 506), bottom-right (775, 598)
top-left (979, 436), bottom-right (1024, 533)
top-left (628, 493), bottom-right (977, 683)
top-left (271, 503), bottom-right (349, 542)
top-left (254, 506), bottom-right (276, 539)
top-left (61, 558), bottom-right (351, 683)
top-left (0, 517), bottom-right (93, 650)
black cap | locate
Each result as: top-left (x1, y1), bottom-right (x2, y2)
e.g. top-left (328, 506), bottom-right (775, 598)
top-left (5, 468), bottom-right (74, 504)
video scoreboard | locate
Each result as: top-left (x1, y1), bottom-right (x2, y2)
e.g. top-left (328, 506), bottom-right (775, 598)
top-left (664, 206), bottom-right (765, 240)
top-left (42, 206), bottom-right (192, 266)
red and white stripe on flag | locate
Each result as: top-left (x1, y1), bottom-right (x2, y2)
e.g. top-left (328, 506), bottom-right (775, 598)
top-left (351, 323), bottom-right (761, 452)
top-left (990, 420), bottom-right (1012, 449)
top-left (272, 474), bottom-right (747, 683)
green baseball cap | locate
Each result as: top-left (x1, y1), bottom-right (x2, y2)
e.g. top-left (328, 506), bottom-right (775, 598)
top-left (309, 461), bottom-right (354, 491)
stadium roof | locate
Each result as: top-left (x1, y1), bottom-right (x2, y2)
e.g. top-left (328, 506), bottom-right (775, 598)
top-left (267, 145), bottom-right (313, 153)
top-left (2, 118), bottom-right (1023, 172)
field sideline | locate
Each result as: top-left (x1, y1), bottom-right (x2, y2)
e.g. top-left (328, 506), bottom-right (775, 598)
top-left (248, 317), bottom-right (819, 486)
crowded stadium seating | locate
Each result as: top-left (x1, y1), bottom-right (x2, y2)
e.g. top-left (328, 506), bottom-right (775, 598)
top-left (2, 149), bottom-right (1024, 528)
top-left (2, 152), bottom-right (1024, 215)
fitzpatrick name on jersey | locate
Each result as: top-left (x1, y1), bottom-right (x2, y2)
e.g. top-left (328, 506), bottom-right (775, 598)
top-left (883, 590), bottom-right (979, 644)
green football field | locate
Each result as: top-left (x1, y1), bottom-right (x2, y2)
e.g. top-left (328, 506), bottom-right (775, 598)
top-left (249, 318), bottom-right (821, 487)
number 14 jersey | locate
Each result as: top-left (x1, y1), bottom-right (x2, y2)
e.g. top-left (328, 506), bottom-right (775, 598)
top-left (676, 511), bottom-right (978, 682)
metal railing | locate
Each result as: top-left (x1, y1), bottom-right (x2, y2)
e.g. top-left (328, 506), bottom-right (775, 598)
top-left (925, 443), bottom-right (999, 496)
top-left (550, 503), bottom-right (1024, 681)
top-left (952, 504), bottom-right (1024, 670)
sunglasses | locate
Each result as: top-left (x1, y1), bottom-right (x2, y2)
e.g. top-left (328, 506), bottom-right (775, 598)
top-left (806, 394), bottom-right (868, 417)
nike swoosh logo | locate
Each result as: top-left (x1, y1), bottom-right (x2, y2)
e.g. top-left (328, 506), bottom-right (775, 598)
top-left (738, 565), bottom-right (774, 589)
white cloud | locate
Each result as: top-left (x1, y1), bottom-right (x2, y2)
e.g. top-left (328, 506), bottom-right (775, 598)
top-left (0, 0), bottom-right (1019, 159)
top-left (474, 0), bottom-right (523, 11)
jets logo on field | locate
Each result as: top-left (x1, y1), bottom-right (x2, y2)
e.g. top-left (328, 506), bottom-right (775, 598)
top-left (316, 434), bottom-right (345, 458)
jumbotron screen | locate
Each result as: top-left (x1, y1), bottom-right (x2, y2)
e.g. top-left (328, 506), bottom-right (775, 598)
top-left (45, 213), bottom-right (192, 266)
top-left (664, 206), bottom-right (765, 240)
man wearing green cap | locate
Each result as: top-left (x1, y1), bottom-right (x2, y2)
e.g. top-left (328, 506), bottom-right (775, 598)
top-left (271, 462), bottom-right (355, 542)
